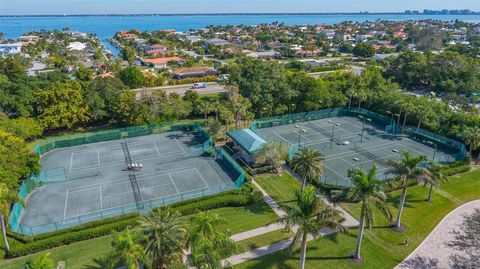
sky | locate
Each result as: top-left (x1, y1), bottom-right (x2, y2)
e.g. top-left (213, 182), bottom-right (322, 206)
top-left (1, 0), bottom-right (480, 15)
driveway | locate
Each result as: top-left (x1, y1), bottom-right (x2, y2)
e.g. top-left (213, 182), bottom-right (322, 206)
top-left (132, 82), bottom-right (229, 99)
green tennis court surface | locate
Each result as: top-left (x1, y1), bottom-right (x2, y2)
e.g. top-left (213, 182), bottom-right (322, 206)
top-left (259, 116), bottom-right (458, 187)
top-left (20, 130), bottom-right (237, 234)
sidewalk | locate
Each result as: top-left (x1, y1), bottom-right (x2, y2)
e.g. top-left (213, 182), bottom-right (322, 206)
top-left (221, 172), bottom-right (357, 267)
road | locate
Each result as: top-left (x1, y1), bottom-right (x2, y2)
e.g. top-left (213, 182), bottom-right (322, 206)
top-left (132, 82), bottom-right (229, 99)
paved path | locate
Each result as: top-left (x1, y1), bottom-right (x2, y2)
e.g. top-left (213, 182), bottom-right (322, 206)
top-left (222, 174), bottom-right (355, 267)
top-left (282, 165), bottom-right (359, 228)
top-left (395, 199), bottom-right (480, 269)
top-left (132, 82), bottom-right (228, 99)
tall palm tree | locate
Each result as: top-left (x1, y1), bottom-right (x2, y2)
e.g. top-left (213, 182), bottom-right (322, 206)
top-left (187, 211), bottom-right (237, 269)
top-left (291, 148), bottom-right (326, 193)
top-left (463, 127), bottom-right (475, 157)
top-left (255, 141), bottom-right (289, 175)
top-left (108, 229), bottom-right (148, 269)
top-left (138, 207), bottom-right (187, 269)
top-left (420, 161), bottom-right (448, 203)
top-left (386, 150), bottom-right (427, 229)
top-left (0, 182), bottom-right (25, 253)
top-left (187, 211), bottom-right (227, 244)
top-left (24, 252), bottom-right (54, 269)
top-left (219, 105), bottom-right (234, 140)
top-left (277, 186), bottom-right (346, 269)
top-left (340, 166), bottom-right (392, 260)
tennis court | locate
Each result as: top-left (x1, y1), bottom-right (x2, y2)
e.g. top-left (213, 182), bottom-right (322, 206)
top-left (19, 130), bottom-right (237, 234)
top-left (259, 116), bottom-right (458, 187)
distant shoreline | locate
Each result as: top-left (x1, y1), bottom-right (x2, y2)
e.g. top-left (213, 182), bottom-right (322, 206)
top-left (1, 12), bottom-right (479, 17)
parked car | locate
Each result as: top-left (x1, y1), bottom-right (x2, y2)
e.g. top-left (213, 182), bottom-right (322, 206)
top-left (192, 82), bottom-right (207, 89)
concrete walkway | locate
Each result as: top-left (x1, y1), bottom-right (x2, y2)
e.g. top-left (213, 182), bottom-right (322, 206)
top-left (282, 165), bottom-right (359, 228)
top-left (222, 172), bottom-right (358, 267)
top-left (395, 199), bottom-right (480, 269)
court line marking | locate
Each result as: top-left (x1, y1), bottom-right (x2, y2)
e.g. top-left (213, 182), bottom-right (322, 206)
top-left (153, 141), bottom-right (161, 154)
top-left (168, 173), bottom-right (180, 194)
top-left (174, 139), bottom-right (187, 154)
top-left (69, 152), bottom-right (74, 173)
top-left (69, 137), bottom-right (180, 155)
top-left (63, 185), bottom-right (212, 222)
top-left (67, 166), bottom-right (198, 193)
top-left (69, 148), bottom-right (187, 172)
top-left (63, 189), bottom-right (69, 221)
top-left (193, 167), bottom-right (210, 189)
top-left (97, 150), bottom-right (100, 165)
top-left (99, 186), bottom-right (103, 210)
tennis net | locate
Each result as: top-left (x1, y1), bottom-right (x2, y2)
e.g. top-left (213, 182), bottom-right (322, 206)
top-left (354, 144), bottom-right (390, 167)
top-left (129, 174), bottom-right (143, 209)
top-left (121, 142), bottom-right (132, 165)
top-left (308, 123), bottom-right (332, 138)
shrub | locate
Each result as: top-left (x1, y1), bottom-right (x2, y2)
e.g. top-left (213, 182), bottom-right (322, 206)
top-left (441, 165), bottom-right (470, 177)
top-left (4, 189), bottom-right (258, 259)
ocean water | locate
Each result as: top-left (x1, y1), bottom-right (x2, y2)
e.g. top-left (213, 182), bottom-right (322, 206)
top-left (1, 14), bottom-right (479, 54)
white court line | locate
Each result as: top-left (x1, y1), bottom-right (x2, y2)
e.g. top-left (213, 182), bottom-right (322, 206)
top-left (272, 131), bottom-right (294, 145)
top-left (68, 166), bottom-right (197, 193)
top-left (99, 186), bottom-right (103, 210)
top-left (174, 139), bottom-right (187, 154)
top-left (63, 185), bottom-right (211, 222)
top-left (70, 137), bottom-right (177, 155)
top-left (168, 174), bottom-right (180, 194)
top-left (102, 182), bottom-right (174, 199)
top-left (63, 189), bottom-right (69, 222)
top-left (193, 167), bottom-right (210, 189)
top-left (69, 152), bottom-right (74, 173)
top-left (70, 149), bottom-right (186, 172)
top-left (153, 141), bottom-right (161, 154)
top-left (97, 150), bottom-right (100, 165)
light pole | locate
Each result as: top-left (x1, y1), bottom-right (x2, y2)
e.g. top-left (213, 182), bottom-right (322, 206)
top-left (386, 111), bottom-right (394, 134)
top-left (358, 115), bottom-right (372, 142)
top-left (288, 104), bottom-right (295, 123)
top-left (426, 141), bottom-right (438, 162)
top-left (330, 122), bottom-right (341, 148)
top-left (295, 125), bottom-right (306, 153)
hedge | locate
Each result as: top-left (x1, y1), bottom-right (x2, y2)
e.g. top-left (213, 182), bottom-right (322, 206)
top-left (440, 165), bottom-right (470, 176)
top-left (4, 189), bottom-right (260, 259)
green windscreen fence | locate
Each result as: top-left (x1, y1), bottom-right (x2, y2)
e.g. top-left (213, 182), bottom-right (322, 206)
top-left (251, 107), bottom-right (468, 187)
top-left (11, 122), bottom-right (215, 234)
top-left (216, 148), bottom-right (246, 188)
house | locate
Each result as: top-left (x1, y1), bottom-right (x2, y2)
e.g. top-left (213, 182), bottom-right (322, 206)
top-left (18, 35), bottom-right (39, 43)
top-left (142, 57), bottom-right (184, 68)
top-left (295, 49), bottom-right (322, 57)
top-left (186, 35), bottom-right (202, 43)
top-left (0, 43), bottom-right (23, 56)
top-left (172, 67), bottom-right (219, 79)
top-left (298, 59), bottom-right (328, 66)
top-left (98, 72), bottom-right (116, 79)
top-left (227, 129), bottom-right (267, 164)
top-left (146, 50), bottom-right (168, 58)
top-left (205, 38), bottom-right (229, 46)
top-left (67, 42), bottom-right (87, 51)
top-left (246, 50), bottom-right (280, 59)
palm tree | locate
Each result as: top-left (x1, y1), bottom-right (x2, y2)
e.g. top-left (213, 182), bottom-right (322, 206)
top-left (464, 127), bottom-right (480, 164)
top-left (420, 161), bottom-right (448, 203)
top-left (386, 150), bottom-right (427, 229)
top-left (0, 182), bottom-right (25, 253)
top-left (277, 186), bottom-right (347, 269)
top-left (462, 127), bottom-right (475, 157)
top-left (24, 252), bottom-right (54, 269)
top-left (138, 207), bottom-right (187, 269)
top-left (255, 141), bottom-right (289, 175)
top-left (291, 148), bottom-right (326, 193)
top-left (83, 257), bottom-right (113, 269)
top-left (219, 105), bottom-right (234, 140)
top-left (187, 211), bottom-right (237, 269)
top-left (340, 166), bottom-right (392, 260)
top-left (108, 229), bottom-right (148, 269)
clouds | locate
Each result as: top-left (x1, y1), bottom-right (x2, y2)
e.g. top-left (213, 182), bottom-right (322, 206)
top-left (1, 0), bottom-right (479, 15)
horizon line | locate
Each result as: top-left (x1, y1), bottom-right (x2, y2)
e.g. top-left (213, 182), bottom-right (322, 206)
top-left (1, 11), bottom-right (479, 17)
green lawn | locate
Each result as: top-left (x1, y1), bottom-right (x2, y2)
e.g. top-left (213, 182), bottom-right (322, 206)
top-left (255, 173), bottom-right (302, 204)
top-left (0, 236), bottom-right (113, 269)
top-left (235, 230), bottom-right (293, 255)
top-left (0, 201), bottom-right (279, 269)
top-left (237, 168), bottom-right (480, 269)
